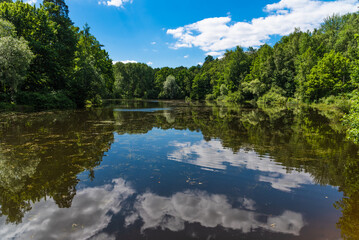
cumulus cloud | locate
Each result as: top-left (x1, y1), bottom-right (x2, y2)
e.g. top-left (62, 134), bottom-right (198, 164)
top-left (25, 0), bottom-right (37, 4)
top-left (121, 60), bottom-right (138, 64)
top-left (99, 0), bottom-right (133, 8)
top-left (129, 190), bottom-right (305, 235)
top-left (147, 61), bottom-right (153, 65)
top-left (184, 55), bottom-right (189, 59)
top-left (168, 140), bottom-right (313, 192)
top-left (167, 0), bottom-right (359, 52)
top-left (206, 51), bottom-right (225, 57)
top-left (151, 42), bottom-right (157, 45)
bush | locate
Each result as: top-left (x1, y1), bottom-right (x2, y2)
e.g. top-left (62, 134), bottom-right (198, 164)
top-left (85, 94), bottom-right (103, 108)
top-left (0, 93), bottom-right (10, 102)
top-left (343, 93), bottom-right (359, 143)
top-left (257, 86), bottom-right (287, 106)
top-left (205, 93), bottom-right (216, 101)
top-left (225, 91), bottom-right (244, 103)
top-left (0, 102), bottom-right (15, 112)
top-left (16, 91), bottom-right (75, 110)
top-left (319, 95), bottom-right (352, 113)
top-left (220, 84), bottom-right (228, 96)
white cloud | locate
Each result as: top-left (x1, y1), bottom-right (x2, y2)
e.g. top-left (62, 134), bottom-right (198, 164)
top-left (206, 51), bottom-right (225, 57)
top-left (147, 61), bottom-right (153, 65)
top-left (121, 60), bottom-right (138, 64)
top-left (25, 0), bottom-right (37, 4)
top-left (184, 55), bottom-right (189, 59)
top-left (99, 0), bottom-right (133, 8)
top-left (167, 0), bottom-right (359, 52)
top-left (168, 140), bottom-right (313, 192)
top-left (151, 42), bottom-right (157, 45)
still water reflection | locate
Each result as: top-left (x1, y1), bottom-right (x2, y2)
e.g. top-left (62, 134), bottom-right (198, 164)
top-left (0, 100), bottom-right (358, 239)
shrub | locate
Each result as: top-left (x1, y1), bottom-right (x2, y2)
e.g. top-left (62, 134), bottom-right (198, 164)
top-left (225, 91), bottom-right (244, 103)
top-left (343, 92), bottom-right (359, 143)
top-left (16, 91), bottom-right (75, 110)
top-left (205, 93), bottom-right (216, 101)
top-left (257, 86), bottom-right (287, 106)
top-left (319, 95), bottom-right (352, 113)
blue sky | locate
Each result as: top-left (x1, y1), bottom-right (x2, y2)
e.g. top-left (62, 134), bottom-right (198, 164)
top-left (30, 0), bottom-right (359, 67)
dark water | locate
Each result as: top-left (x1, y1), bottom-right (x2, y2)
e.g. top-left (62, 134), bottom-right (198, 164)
top-left (0, 100), bottom-right (358, 240)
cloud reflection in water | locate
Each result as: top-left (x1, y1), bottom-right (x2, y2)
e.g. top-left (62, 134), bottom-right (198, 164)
top-left (168, 140), bottom-right (313, 192)
top-left (0, 179), bottom-right (133, 240)
top-left (128, 190), bottom-right (305, 236)
top-left (0, 178), bottom-right (305, 239)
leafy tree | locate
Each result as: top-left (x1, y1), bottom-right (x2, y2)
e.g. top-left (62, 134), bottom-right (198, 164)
top-left (0, 19), bottom-right (34, 101)
top-left (154, 67), bottom-right (175, 96)
top-left (42, 0), bottom-right (77, 90)
top-left (224, 47), bottom-right (251, 92)
top-left (113, 62), bottom-right (155, 99)
top-left (160, 75), bottom-right (181, 99)
top-left (343, 92), bottom-right (359, 143)
top-left (43, 0), bottom-right (69, 18)
top-left (295, 47), bottom-right (318, 99)
top-left (0, 2), bottom-right (64, 90)
top-left (69, 25), bottom-right (113, 106)
top-left (0, 18), bottom-right (15, 37)
top-left (304, 50), bottom-right (352, 101)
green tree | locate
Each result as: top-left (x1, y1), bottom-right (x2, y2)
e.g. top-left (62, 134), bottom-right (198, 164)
top-left (160, 75), bottom-right (181, 99)
top-left (0, 18), bottom-right (15, 37)
top-left (295, 47), bottom-right (318, 99)
top-left (0, 19), bottom-right (34, 101)
top-left (70, 25), bottom-right (114, 107)
top-left (224, 47), bottom-right (251, 92)
top-left (43, 0), bottom-right (69, 18)
top-left (304, 50), bottom-right (352, 101)
top-left (0, 2), bottom-right (62, 90)
top-left (243, 44), bottom-right (274, 100)
top-left (42, 0), bottom-right (77, 90)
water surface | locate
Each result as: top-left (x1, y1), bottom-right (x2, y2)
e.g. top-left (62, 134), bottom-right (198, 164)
top-left (0, 100), bottom-right (358, 240)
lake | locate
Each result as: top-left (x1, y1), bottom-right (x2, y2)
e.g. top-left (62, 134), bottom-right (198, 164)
top-left (0, 100), bottom-right (358, 240)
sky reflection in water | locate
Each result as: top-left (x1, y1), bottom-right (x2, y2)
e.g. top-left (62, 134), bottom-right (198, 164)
top-left (0, 101), bottom-right (356, 240)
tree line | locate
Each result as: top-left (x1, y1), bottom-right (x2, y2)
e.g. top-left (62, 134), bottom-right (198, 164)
top-left (114, 13), bottom-right (359, 105)
top-left (1, 0), bottom-right (358, 106)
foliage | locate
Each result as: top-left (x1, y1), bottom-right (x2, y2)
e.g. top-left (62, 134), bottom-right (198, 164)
top-left (159, 75), bottom-right (181, 99)
top-left (69, 25), bottom-right (114, 107)
top-left (15, 91), bottom-right (75, 110)
top-left (0, 18), bottom-right (15, 37)
top-left (0, 1), bottom-right (113, 109)
top-left (113, 62), bottom-right (155, 99)
top-left (257, 86), bottom-right (287, 106)
top-left (225, 91), bottom-right (244, 103)
top-left (343, 92), bottom-right (359, 143)
top-left (0, 19), bottom-right (34, 100)
top-left (304, 50), bottom-right (352, 101)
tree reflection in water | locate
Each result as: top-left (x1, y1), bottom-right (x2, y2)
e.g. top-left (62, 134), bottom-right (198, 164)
top-left (0, 100), bottom-right (357, 239)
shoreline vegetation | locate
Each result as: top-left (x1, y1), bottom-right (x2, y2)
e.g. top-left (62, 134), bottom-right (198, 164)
top-left (0, 0), bottom-right (358, 142)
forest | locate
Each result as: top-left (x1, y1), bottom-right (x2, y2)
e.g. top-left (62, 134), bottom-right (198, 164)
top-left (0, 0), bottom-right (358, 142)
